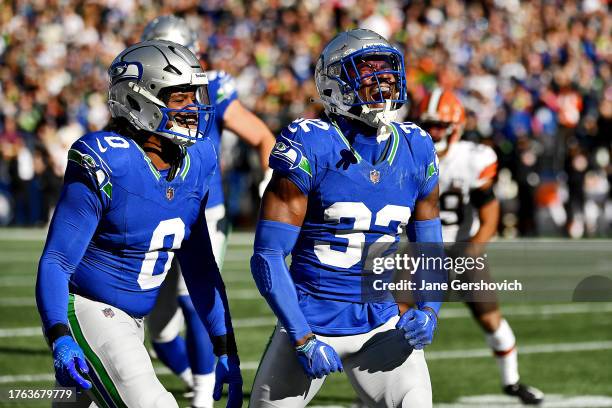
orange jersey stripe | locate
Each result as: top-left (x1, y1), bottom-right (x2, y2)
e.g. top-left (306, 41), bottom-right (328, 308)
top-left (478, 162), bottom-right (498, 181)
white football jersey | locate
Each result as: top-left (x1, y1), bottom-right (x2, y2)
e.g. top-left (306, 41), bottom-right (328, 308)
top-left (438, 140), bottom-right (497, 242)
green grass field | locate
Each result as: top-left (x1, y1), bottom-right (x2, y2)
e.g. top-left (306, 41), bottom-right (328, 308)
top-left (0, 229), bottom-right (611, 407)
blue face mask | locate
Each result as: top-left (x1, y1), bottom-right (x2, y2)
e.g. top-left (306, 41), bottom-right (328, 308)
top-left (157, 103), bottom-right (215, 145)
top-left (334, 46), bottom-right (408, 108)
top-left (157, 85), bottom-right (215, 145)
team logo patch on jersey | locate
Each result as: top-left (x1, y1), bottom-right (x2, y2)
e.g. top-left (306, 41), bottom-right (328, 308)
top-left (370, 169), bottom-right (381, 184)
top-left (68, 149), bottom-right (96, 169)
top-left (166, 187), bottom-right (175, 201)
top-left (68, 148), bottom-right (112, 199)
top-left (271, 136), bottom-right (312, 176)
top-left (102, 308), bottom-right (115, 318)
top-left (426, 153), bottom-right (439, 181)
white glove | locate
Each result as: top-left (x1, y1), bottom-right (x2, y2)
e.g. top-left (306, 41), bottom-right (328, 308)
top-left (258, 168), bottom-right (273, 198)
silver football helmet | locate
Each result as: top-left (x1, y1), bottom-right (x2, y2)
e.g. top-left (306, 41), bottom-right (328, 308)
top-left (107, 40), bottom-right (214, 146)
top-left (315, 29), bottom-right (407, 128)
top-left (142, 15), bottom-right (200, 54)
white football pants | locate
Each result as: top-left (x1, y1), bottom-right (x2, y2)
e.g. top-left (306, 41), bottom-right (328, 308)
top-left (250, 315), bottom-right (432, 408)
top-left (53, 294), bottom-right (177, 408)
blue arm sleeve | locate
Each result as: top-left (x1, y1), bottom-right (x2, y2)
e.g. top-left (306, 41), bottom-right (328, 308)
top-left (212, 71), bottom-right (239, 121)
top-left (407, 218), bottom-right (445, 315)
top-left (177, 194), bottom-right (234, 341)
top-left (36, 163), bottom-right (102, 331)
top-left (407, 218), bottom-right (443, 243)
top-left (250, 220), bottom-right (312, 343)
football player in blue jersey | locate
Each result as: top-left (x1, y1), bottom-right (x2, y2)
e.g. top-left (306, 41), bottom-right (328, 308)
top-left (140, 16), bottom-right (275, 408)
top-left (35, 40), bottom-right (242, 408)
top-left (249, 29), bottom-right (444, 407)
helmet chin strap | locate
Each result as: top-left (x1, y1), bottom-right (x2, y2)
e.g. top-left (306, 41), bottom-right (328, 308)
top-left (315, 97), bottom-right (400, 143)
top-left (361, 100), bottom-right (399, 142)
top-left (360, 100), bottom-right (398, 127)
top-left (320, 99), bottom-right (399, 130)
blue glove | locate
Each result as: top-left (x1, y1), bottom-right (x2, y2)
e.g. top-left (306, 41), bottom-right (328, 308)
top-left (213, 354), bottom-right (243, 408)
top-left (52, 335), bottom-right (91, 389)
top-left (295, 336), bottom-right (343, 379)
top-left (396, 308), bottom-right (438, 350)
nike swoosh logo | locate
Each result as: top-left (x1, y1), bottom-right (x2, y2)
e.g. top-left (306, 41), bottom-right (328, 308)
top-left (319, 347), bottom-right (330, 365)
top-left (96, 138), bottom-right (107, 152)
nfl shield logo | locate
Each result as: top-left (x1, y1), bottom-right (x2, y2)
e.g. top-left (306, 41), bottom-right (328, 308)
top-left (369, 170), bottom-right (381, 184)
top-left (166, 187), bottom-right (175, 201)
top-left (102, 308), bottom-right (114, 318)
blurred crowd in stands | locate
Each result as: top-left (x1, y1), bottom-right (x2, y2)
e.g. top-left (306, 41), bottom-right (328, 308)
top-left (0, 0), bottom-right (610, 237)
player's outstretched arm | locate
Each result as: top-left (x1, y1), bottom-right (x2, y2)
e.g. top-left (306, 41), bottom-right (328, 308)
top-left (250, 173), bottom-right (344, 378)
top-left (178, 196), bottom-right (242, 407)
top-left (397, 185), bottom-right (446, 349)
top-left (223, 100), bottom-right (276, 171)
top-left (223, 100), bottom-right (276, 196)
top-left (470, 180), bottom-right (500, 244)
top-left (36, 165), bottom-right (103, 390)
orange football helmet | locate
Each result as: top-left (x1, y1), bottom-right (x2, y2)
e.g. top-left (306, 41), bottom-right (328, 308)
top-left (418, 88), bottom-right (466, 150)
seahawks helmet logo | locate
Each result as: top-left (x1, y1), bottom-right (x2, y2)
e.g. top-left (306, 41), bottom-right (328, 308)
top-left (109, 61), bottom-right (143, 85)
top-left (109, 63), bottom-right (127, 77)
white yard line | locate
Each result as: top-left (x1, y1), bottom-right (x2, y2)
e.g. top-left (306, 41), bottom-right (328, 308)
top-left (0, 327), bottom-right (42, 338)
top-left (0, 340), bottom-right (610, 384)
top-left (426, 340), bottom-right (612, 360)
top-left (0, 373), bottom-right (55, 383)
top-left (0, 228), bottom-right (47, 241)
top-left (2, 303), bottom-right (612, 337)
top-left (435, 394), bottom-right (612, 408)
top-left (439, 302), bottom-right (612, 318)
top-left (1, 228), bottom-right (610, 246)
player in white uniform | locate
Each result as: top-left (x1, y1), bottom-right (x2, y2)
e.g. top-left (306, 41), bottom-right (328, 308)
top-left (436, 139), bottom-right (498, 243)
top-left (141, 16), bottom-right (275, 408)
top-left (418, 88), bottom-right (544, 405)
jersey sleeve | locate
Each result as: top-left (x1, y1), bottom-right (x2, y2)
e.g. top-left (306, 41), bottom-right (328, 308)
top-left (66, 140), bottom-right (113, 208)
top-left (211, 71), bottom-right (239, 121)
top-left (471, 145), bottom-right (498, 190)
top-left (177, 193), bottom-right (235, 339)
top-left (416, 129), bottom-right (439, 200)
top-left (36, 147), bottom-right (105, 331)
top-left (268, 123), bottom-right (315, 195)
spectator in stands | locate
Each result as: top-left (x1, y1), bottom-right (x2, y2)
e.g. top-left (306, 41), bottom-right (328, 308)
top-left (0, 0), bottom-right (609, 235)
